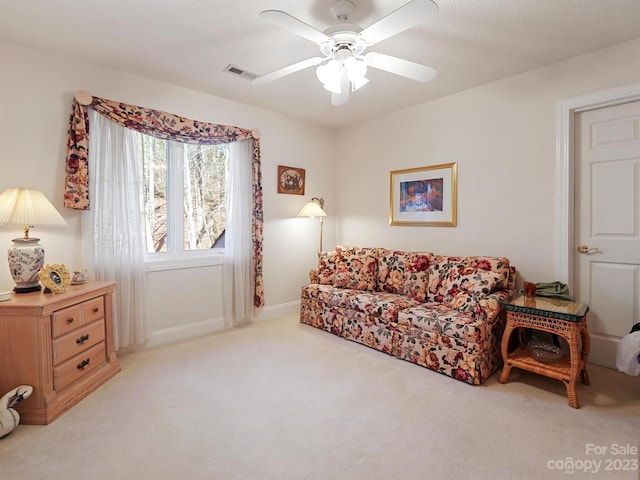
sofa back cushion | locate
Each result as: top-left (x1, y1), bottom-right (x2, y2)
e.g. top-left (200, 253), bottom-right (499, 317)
top-left (426, 255), bottom-right (461, 303)
top-left (464, 257), bottom-right (511, 288)
top-left (334, 246), bottom-right (378, 291)
top-left (317, 250), bottom-right (338, 285)
top-left (426, 255), bottom-right (511, 304)
top-left (377, 249), bottom-right (431, 301)
top-left (444, 268), bottom-right (502, 311)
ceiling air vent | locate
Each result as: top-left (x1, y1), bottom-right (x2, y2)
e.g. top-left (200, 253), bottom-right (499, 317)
top-left (224, 64), bottom-right (257, 81)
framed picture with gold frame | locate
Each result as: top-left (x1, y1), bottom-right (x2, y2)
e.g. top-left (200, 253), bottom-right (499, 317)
top-left (38, 264), bottom-right (71, 294)
top-left (390, 162), bottom-right (457, 226)
top-left (277, 165), bottom-right (305, 195)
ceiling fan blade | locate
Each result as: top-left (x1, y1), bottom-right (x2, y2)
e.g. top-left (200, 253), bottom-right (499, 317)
top-left (358, 0), bottom-right (438, 46)
top-left (364, 52), bottom-right (437, 82)
top-left (252, 57), bottom-right (325, 86)
top-left (260, 10), bottom-right (330, 44)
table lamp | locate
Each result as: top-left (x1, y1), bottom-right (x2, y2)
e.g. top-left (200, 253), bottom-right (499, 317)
top-left (297, 196), bottom-right (327, 252)
top-left (0, 188), bottom-right (68, 293)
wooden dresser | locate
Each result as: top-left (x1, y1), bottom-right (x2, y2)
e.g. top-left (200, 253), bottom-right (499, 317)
top-left (0, 281), bottom-right (121, 424)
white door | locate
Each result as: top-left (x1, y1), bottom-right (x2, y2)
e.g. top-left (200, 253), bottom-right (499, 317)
top-left (574, 100), bottom-right (640, 368)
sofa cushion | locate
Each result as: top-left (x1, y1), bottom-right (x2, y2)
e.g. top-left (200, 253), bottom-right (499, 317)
top-left (376, 249), bottom-right (404, 294)
top-left (464, 256), bottom-right (511, 288)
top-left (301, 284), bottom-right (337, 303)
top-left (426, 255), bottom-right (463, 303)
top-left (344, 291), bottom-right (423, 323)
top-left (426, 255), bottom-right (511, 303)
top-left (334, 246), bottom-right (378, 291)
top-left (377, 249), bottom-right (431, 301)
top-left (397, 303), bottom-right (489, 344)
top-left (317, 250), bottom-right (338, 285)
top-left (443, 268), bottom-right (502, 307)
top-left (328, 287), bottom-right (361, 308)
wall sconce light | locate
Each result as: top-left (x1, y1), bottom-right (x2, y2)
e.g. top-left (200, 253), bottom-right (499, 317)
top-left (297, 196), bottom-right (327, 252)
top-left (0, 188), bottom-right (68, 293)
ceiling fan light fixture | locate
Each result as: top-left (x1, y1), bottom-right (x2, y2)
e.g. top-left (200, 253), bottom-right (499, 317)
top-left (323, 82), bottom-right (342, 94)
top-left (316, 60), bottom-right (343, 93)
top-left (316, 60), bottom-right (336, 83)
top-left (345, 56), bottom-right (367, 81)
top-left (317, 54), bottom-right (369, 94)
top-left (350, 75), bottom-right (369, 91)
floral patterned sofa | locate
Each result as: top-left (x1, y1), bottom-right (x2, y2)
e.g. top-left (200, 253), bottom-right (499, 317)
top-left (300, 246), bottom-right (517, 385)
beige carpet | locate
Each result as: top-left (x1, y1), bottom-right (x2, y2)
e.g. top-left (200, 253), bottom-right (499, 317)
top-left (1, 316), bottom-right (639, 480)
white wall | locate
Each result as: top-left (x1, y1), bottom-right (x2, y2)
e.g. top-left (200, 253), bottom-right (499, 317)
top-left (3, 37), bottom-right (639, 346)
top-left (0, 41), bottom-right (335, 345)
top-left (335, 38), bottom-right (640, 286)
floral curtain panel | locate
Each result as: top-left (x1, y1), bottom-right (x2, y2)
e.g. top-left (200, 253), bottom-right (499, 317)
top-left (64, 95), bottom-right (264, 307)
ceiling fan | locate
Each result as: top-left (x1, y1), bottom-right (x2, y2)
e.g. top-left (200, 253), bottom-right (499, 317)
top-left (251, 0), bottom-right (438, 106)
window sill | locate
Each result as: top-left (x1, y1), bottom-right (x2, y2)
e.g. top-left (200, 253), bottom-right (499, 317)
top-left (145, 254), bottom-right (224, 272)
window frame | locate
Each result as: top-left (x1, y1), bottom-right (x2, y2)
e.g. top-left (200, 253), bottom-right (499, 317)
top-left (143, 138), bottom-right (226, 271)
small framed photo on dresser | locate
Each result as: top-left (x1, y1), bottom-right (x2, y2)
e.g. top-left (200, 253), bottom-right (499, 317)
top-left (38, 264), bottom-right (71, 294)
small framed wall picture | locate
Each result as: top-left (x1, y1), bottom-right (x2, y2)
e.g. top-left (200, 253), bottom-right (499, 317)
top-left (277, 165), bottom-right (305, 195)
top-left (38, 264), bottom-right (71, 294)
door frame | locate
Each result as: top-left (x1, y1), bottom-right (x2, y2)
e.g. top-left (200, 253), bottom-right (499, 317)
top-left (555, 82), bottom-right (640, 292)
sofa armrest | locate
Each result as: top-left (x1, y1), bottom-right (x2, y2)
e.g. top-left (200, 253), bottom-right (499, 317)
top-left (450, 288), bottom-right (514, 324)
top-left (309, 268), bottom-right (320, 284)
top-left (488, 288), bottom-right (515, 305)
top-left (477, 289), bottom-right (516, 323)
top-left (506, 267), bottom-right (517, 290)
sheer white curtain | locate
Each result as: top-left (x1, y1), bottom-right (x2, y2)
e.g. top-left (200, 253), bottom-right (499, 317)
top-left (223, 139), bottom-right (254, 327)
top-left (81, 110), bottom-right (149, 352)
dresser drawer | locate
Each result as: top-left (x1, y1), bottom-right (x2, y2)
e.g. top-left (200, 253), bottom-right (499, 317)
top-left (52, 320), bottom-right (106, 366)
top-left (51, 297), bottom-right (105, 338)
top-left (52, 304), bottom-right (83, 337)
top-left (53, 342), bottom-right (106, 391)
top-left (83, 297), bottom-right (104, 323)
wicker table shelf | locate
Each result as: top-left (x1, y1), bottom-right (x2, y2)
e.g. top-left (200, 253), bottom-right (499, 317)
top-left (499, 294), bottom-right (590, 408)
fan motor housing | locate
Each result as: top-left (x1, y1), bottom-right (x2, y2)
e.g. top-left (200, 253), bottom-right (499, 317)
top-left (320, 30), bottom-right (366, 57)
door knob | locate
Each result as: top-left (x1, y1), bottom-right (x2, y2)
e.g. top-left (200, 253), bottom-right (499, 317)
top-left (577, 244), bottom-right (599, 254)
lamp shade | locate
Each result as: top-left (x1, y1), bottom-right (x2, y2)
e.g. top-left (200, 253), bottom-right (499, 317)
top-left (0, 188), bottom-right (68, 293)
top-left (297, 201), bottom-right (327, 218)
top-left (297, 197), bottom-right (327, 252)
top-left (0, 188), bottom-right (68, 230)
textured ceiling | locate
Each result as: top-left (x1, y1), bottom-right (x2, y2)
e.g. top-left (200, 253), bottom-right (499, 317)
top-left (1, 0), bottom-right (639, 128)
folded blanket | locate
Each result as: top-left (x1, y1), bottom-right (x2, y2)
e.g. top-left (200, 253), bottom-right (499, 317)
top-left (535, 281), bottom-right (575, 301)
top-left (616, 331), bottom-right (640, 376)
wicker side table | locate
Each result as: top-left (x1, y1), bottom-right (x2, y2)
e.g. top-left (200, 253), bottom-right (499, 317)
top-left (499, 294), bottom-right (590, 408)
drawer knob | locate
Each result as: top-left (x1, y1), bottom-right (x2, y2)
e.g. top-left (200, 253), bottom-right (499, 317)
top-left (77, 359), bottom-right (90, 370)
top-left (67, 317), bottom-right (75, 324)
top-left (93, 307), bottom-right (100, 313)
top-left (76, 334), bottom-right (90, 345)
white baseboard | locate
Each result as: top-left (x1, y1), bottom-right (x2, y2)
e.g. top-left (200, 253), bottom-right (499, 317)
top-left (146, 300), bottom-right (301, 349)
top-left (147, 316), bottom-right (226, 349)
top-left (254, 300), bottom-right (300, 322)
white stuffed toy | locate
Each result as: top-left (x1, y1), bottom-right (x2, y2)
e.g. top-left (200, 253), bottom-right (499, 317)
top-left (617, 324), bottom-right (640, 376)
top-left (0, 385), bottom-right (34, 439)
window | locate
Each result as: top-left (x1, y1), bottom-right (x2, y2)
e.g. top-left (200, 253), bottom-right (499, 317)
top-left (140, 133), bottom-right (228, 264)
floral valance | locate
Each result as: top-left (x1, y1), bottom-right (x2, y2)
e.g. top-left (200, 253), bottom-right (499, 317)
top-left (64, 94), bottom-right (264, 307)
top-left (65, 95), bottom-right (258, 210)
